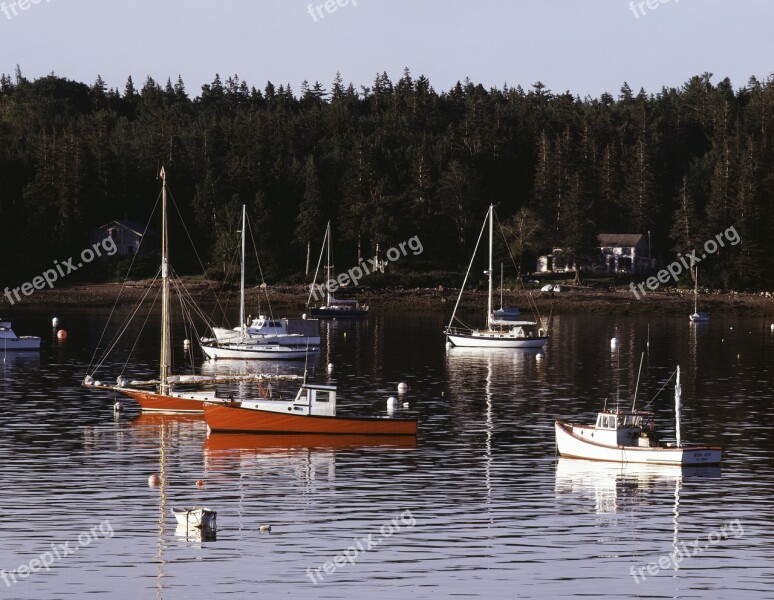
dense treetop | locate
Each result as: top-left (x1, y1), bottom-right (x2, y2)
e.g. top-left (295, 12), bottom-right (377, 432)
top-left (1, 67), bottom-right (772, 289)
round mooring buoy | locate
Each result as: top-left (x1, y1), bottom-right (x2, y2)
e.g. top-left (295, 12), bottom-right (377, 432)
top-left (398, 382), bottom-right (409, 393)
top-left (57, 329), bottom-right (68, 341)
top-left (148, 474), bottom-right (161, 487)
top-left (52, 317), bottom-right (59, 327)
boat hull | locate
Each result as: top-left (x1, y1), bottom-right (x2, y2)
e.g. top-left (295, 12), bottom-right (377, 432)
top-left (555, 421), bottom-right (721, 465)
top-left (0, 336), bottom-right (41, 351)
top-left (446, 332), bottom-right (548, 349)
top-left (204, 403), bottom-right (417, 435)
top-left (201, 343), bottom-right (317, 360)
top-left (120, 388), bottom-right (216, 413)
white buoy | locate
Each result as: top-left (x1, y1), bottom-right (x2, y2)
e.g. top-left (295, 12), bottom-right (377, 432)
top-left (114, 401), bottom-right (122, 412)
top-left (327, 363), bottom-right (334, 372)
top-left (183, 339), bottom-right (190, 350)
top-left (770, 324), bottom-right (773, 331)
top-left (445, 341), bottom-right (452, 349)
top-left (398, 382), bottom-right (409, 393)
top-left (260, 524), bottom-right (272, 533)
top-left (387, 397), bottom-right (397, 412)
top-left (302, 313), bottom-right (307, 320)
top-left (610, 337), bottom-right (617, 349)
top-left (52, 317), bottom-right (59, 327)
top-left (402, 402), bottom-right (409, 408)
top-left (536, 353), bottom-right (543, 361)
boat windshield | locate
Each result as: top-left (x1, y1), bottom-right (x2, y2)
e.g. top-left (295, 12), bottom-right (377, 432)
top-left (618, 414), bottom-right (642, 428)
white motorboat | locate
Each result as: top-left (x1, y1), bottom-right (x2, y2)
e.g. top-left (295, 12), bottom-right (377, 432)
top-left (209, 315), bottom-right (320, 346)
top-left (201, 342), bottom-right (318, 361)
top-left (0, 318), bottom-right (41, 351)
top-left (200, 206), bottom-right (320, 360)
top-left (555, 366), bottom-right (722, 465)
top-left (444, 205), bottom-right (548, 348)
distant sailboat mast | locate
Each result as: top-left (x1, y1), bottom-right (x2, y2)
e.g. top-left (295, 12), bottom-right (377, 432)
top-left (239, 205), bottom-right (246, 340)
top-left (486, 205), bottom-right (493, 327)
top-left (159, 166), bottom-right (170, 396)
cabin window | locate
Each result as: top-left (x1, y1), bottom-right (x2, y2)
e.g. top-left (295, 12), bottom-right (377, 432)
top-left (596, 415), bottom-right (603, 428)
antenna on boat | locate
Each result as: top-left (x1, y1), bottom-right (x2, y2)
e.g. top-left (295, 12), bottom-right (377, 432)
top-left (631, 352), bottom-right (645, 411)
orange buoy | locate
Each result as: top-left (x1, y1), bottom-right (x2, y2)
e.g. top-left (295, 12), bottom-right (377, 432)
top-left (148, 474), bottom-right (161, 487)
top-left (196, 479), bottom-right (204, 488)
top-left (57, 329), bottom-right (68, 341)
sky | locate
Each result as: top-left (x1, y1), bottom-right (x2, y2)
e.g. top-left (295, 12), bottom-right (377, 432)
top-left (0, 0), bottom-right (772, 99)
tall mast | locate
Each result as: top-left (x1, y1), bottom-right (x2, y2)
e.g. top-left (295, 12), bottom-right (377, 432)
top-left (159, 166), bottom-right (170, 395)
top-left (487, 205), bottom-right (493, 328)
top-left (675, 365), bottom-right (682, 447)
top-left (325, 221), bottom-right (332, 305)
top-left (239, 205), bottom-right (246, 338)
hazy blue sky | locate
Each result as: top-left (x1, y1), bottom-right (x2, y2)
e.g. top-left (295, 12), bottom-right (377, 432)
top-left (0, 0), bottom-right (772, 98)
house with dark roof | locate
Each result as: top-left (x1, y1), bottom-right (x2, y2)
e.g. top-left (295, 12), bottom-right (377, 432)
top-left (597, 233), bottom-right (655, 274)
top-left (90, 220), bottom-right (159, 258)
top-left (537, 233), bottom-right (656, 274)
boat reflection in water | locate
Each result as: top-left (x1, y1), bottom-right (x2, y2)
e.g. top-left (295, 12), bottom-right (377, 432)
top-left (204, 433), bottom-right (415, 490)
top-left (554, 457), bottom-right (721, 515)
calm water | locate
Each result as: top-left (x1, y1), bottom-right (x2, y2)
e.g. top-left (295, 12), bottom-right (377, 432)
top-left (1, 309), bottom-right (773, 599)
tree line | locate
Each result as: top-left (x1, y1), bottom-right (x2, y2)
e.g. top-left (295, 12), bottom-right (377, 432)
top-left (1, 67), bottom-right (773, 290)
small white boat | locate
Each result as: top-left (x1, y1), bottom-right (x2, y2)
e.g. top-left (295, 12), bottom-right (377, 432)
top-left (555, 366), bottom-right (722, 466)
top-left (0, 318), bottom-right (41, 351)
top-left (172, 507), bottom-right (217, 530)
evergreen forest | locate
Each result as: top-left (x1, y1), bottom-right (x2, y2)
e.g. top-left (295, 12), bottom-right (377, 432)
top-left (1, 67), bottom-right (773, 290)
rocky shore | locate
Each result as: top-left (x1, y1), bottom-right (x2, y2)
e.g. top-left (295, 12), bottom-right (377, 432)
top-left (5, 280), bottom-right (774, 316)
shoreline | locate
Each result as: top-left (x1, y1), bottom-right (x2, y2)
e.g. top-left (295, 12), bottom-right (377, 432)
top-left (3, 280), bottom-right (774, 316)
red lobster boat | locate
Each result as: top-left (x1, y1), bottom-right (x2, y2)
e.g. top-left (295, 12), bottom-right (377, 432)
top-left (203, 383), bottom-right (417, 436)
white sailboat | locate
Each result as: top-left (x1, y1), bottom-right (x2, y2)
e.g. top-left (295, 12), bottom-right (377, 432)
top-left (444, 205), bottom-right (548, 348)
top-left (200, 206), bottom-right (320, 360)
top-left (307, 222), bottom-right (369, 318)
top-left (689, 266), bottom-right (709, 322)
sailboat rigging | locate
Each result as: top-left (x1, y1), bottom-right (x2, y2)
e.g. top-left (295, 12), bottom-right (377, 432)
top-left (444, 205), bottom-right (548, 349)
top-left (83, 169), bottom-right (301, 413)
top-left (200, 205), bottom-right (320, 360)
top-left (307, 221), bottom-right (369, 318)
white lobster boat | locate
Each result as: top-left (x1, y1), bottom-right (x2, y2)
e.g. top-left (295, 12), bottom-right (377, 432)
top-left (555, 366), bottom-right (722, 466)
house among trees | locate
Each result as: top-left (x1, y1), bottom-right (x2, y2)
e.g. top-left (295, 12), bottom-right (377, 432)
top-left (91, 220), bottom-right (159, 258)
top-left (537, 234), bottom-right (656, 275)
